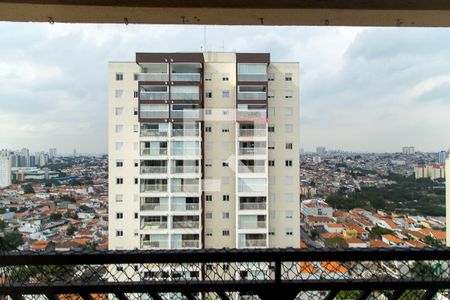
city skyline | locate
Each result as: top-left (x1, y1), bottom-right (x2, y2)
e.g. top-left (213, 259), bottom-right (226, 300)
top-left (1, 24), bottom-right (450, 153)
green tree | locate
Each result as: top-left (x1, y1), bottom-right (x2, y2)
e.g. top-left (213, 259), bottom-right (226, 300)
top-left (336, 291), bottom-right (359, 299)
top-left (324, 237), bottom-right (348, 248)
top-left (370, 226), bottom-right (393, 239)
top-left (66, 224), bottom-right (76, 236)
top-left (0, 231), bottom-right (24, 250)
top-left (23, 184), bottom-right (35, 194)
top-left (0, 220), bottom-right (5, 230)
top-left (49, 213), bottom-right (62, 221)
top-left (423, 235), bottom-right (443, 247)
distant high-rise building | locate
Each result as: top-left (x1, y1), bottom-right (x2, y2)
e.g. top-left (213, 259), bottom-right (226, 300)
top-left (300, 148), bottom-right (305, 155)
top-left (20, 148), bottom-right (30, 167)
top-left (108, 51), bottom-right (300, 250)
top-left (316, 147), bottom-right (326, 155)
top-left (29, 155), bottom-right (36, 167)
top-left (73, 149), bottom-right (77, 157)
top-left (49, 148), bottom-right (57, 159)
top-left (437, 150), bottom-right (448, 165)
top-left (402, 146), bottom-right (415, 155)
top-left (0, 152), bottom-right (12, 188)
top-left (446, 155), bottom-right (450, 246)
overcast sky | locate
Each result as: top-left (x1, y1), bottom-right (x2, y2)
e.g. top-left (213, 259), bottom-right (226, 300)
top-left (0, 23), bottom-right (450, 154)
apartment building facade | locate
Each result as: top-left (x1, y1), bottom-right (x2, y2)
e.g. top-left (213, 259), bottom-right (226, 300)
top-left (108, 52), bottom-right (300, 250)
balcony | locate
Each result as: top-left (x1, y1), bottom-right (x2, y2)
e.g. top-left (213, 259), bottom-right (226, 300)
top-left (140, 129), bottom-right (168, 137)
top-left (140, 92), bottom-right (169, 101)
top-left (238, 74), bottom-right (268, 82)
top-left (171, 240), bottom-right (200, 249)
top-left (171, 184), bottom-right (199, 193)
top-left (238, 129), bottom-right (266, 137)
top-left (237, 109), bottom-right (266, 120)
top-left (238, 164), bottom-right (265, 174)
top-left (171, 73), bottom-right (201, 82)
top-left (140, 221), bottom-right (168, 230)
top-left (238, 239), bottom-right (267, 248)
top-left (141, 240), bottom-right (169, 249)
top-left (172, 221), bottom-right (200, 229)
top-left (140, 166), bottom-right (167, 174)
top-left (170, 110), bottom-right (201, 119)
top-left (172, 129), bottom-right (200, 137)
top-left (238, 86), bottom-right (267, 101)
top-left (239, 220), bottom-right (266, 230)
top-left (136, 73), bottom-right (169, 82)
top-left (140, 184), bottom-right (167, 193)
top-left (1, 248), bottom-right (449, 300)
top-left (171, 165), bottom-right (199, 174)
top-left (239, 147), bottom-right (266, 155)
top-left (140, 203), bottom-right (168, 211)
top-left (141, 148), bottom-right (168, 156)
top-left (172, 202), bottom-right (200, 211)
top-left (170, 63), bottom-right (202, 82)
top-left (240, 202), bottom-right (267, 210)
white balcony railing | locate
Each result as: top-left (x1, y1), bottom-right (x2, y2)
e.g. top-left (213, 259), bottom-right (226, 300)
top-left (141, 222), bottom-right (168, 230)
top-left (141, 148), bottom-right (168, 156)
top-left (140, 129), bottom-right (168, 137)
top-left (238, 74), bottom-right (268, 82)
top-left (136, 73), bottom-right (169, 81)
top-left (238, 92), bottom-right (267, 100)
top-left (140, 92), bottom-right (169, 100)
top-left (239, 203), bottom-right (267, 210)
top-left (238, 129), bottom-right (267, 137)
top-left (171, 166), bottom-right (199, 174)
top-left (239, 221), bottom-right (267, 230)
top-left (172, 129), bottom-right (200, 137)
top-left (140, 184), bottom-right (168, 193)
top-left (171, 148), bottom-right (200, 156)
top-left (140, 203), bottom-right (168, 211)
top-left (141, 166), bottom-right (167, 174)
top-left (238, 148), bottom-right (266, 155)
top-left (171, 73), bottom-right (201, 82)
top-left (171, 93), bottom-right (200, 100)
top-left (239, 239), bottom-right (267, 248)
top-left (172, 240), bottom-right (200, 249)
top-left (141, 240), bottom-right (169, 249)
top-left (171, 203), bottom-right (200, 211)
top-left (140, 111), bottom-right (169, 119)
top-left (172, 221), bottom-right (200, 229)
top-left (237, 110), bottom-right (266, 120)
top-left (171, 110), bottom-right (201, 119)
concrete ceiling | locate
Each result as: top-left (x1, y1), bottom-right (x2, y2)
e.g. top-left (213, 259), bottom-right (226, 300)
top-left (1, 0), bottom-right (450, 27)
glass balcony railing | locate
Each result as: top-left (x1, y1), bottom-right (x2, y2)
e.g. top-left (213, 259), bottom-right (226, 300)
top-left (171, 93), bottom-right (200, 100)
top-left (238, 165), bottom-right (265, 173)
top-left (172, 221), bottom-right (200, 229)
top-left (238, 92), bottom-right (267, 100)
top-left (172, 129), bottom-right (200, 137)
top-left (136, 73), bottom-right (169, 81)
top-left (171, 203), bottom-right (200, 211)
top-left (171, 166), bottom-right (199, 174)
top-left (141, 166), bottom-right (167, 174)
top-left (237, 110), bottom-right (266, 120)
top-left (171, 73), bottom-right (201, 82)
top-left (140, 111), bottom-right (169, 119)
top-left (140, 203), bottom-right (168, 211)
top-left (141, 148), bottom-right (168, 156)
top-left (171, 110), bottom-right (201, 119)
top-left (172, 240), bottom-right (200, 249)
top-left (238, 74), bottom-right (268, 82)
top-left (239, 221), bottom-right (267, 229)
top-left (140, 222), bottom-right (168, 230)
top-left (140, 129), bottom-right (168, 137)
top-left (141, 240), bottom-right (169, 249)
top-left (171, 184), bottom-right (199, 193)
top-left (238, 129), bottom-right (266, 137)
top-left (239, 203), bottom-right (267, 210)
top-left (140, 92), bottom-right (169, 100)
top-left (171, 148), bottom-right (200, 156)
top-left (140, 184), bottom-right (168, 193)
top-left (239, 239), bottom-right (267, 248)
top-left (239, 148), bottom-right (266, 155)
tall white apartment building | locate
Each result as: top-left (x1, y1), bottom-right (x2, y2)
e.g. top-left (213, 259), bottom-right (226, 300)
top-left (446, 154), bottom-right (450, 246)
top-left (0, 153), bottom-right (12, 188)
top-left (108, 52), bottom-right (300, 250)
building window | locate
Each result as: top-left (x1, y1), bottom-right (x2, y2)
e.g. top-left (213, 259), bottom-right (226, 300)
top-left (133, 125), bottom-right (139, 132)
top-left (285, 73), bottom-right (292, 81)
top-left (134, 108), bottom-right (138, 115)
top-left (134, 213), bottom-right (138, 219)
top-left (115, 194), bottom-right (123, 202)
top-left (222, 90), bottom-right (230, 98)
top-left (116, 213), bottom-right (123, 219)
top-left (205, 126), bottom-right (212, 132)
top-left (134, 178), bottom-right (138, 184)
top-left (205, 142), bottom-right (213, 151)
top-left (284, 90), bottom-right (293, 98)
top-left (116, 160), bottom-right (123, 167)
top-left (285, 143), bottom-right (293, 150)
top-left (269, 210), bottom-right (276, 219)
top-left (205, 73), bottom-right (212, 81)
top-left (205, 109), bottom-right (212, 115)
top-left (269, 230), bottom-right (275, 236)
top-left (222, 110), bottom-right (229, 115)
top-left (115, 89), bottom-right (124, 98)
top-left (222, 230), bottom-right (230, 236)
top-left (133, 90), bottom-right (138, 98)
top-left (268, 73), bottom-right (275, 81)
top-left (115, 142), bottom-right (124, 151)
top-left (285, 193), bottom-right (294, 202)
top-left (268, 91), bottom-right (275, 99)
top-left (268, 160), bottom-right (275, 167)
top-left (206, 212), bottom-right (213, 219)
top-left (206, 195), bottom-right (213, 201)
top-left (115, 125), bottom-right (124, 133)
top-left (285, 124), bottom-right (293, 133)
top-left (205, 160), bottom-right (212, 167)
top-left (222, 127), bottom-right (229, 133)
top-left (116, 178), bottom-right (123, 184)
top-left (116, 230), bottom-right (123, 237)
top-left (286, 230), bottom-right (293, 236)
top-left (222, 195), bottom-right (230, 201)
top-left (222, 74), bottom-right (229, 81)
top-left (116, 73), bottom-right (123, 80)
top-left (284, 107), bottom-right (293, 116)
top-left (268, 142), bottom-right (275, 150)
top-left (285, 210), bottom-right (293, 219)
top-left (134, 160), bottom-right (139, 167)
top-left (134, 230), bottom-right (139, 237)
top-left (285, 160), bottom-right (293, 167)
top-left (133, 73), bottom-right (138, 80)
top-left (222, 212), bottom-right (230, 219)
top-left (205, 91), bottom-right (213, 98)
top-left (206, 229), bottom-right (213, 236)
top-left (268, 125), bottom-right (275, 132)
top-left (222, 161), bottom-right (229, 167)
top-left (222, 142), bottom-right (230, 150)
top-left (115, 107), bottom-right (124, 116)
